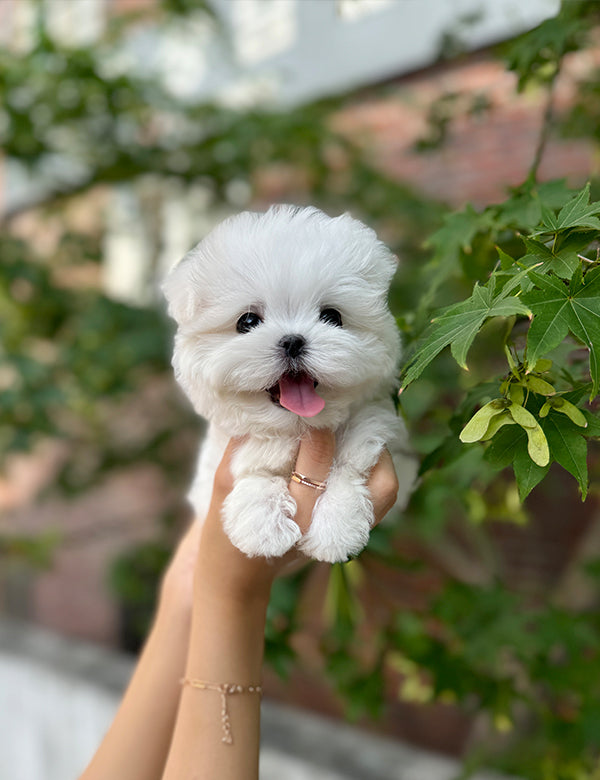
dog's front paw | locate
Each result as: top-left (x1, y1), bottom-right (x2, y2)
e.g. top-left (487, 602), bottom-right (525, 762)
top-left (223, 475), bottom-right (300, 558)
top-left (298, 472), bottom-right (374, 563)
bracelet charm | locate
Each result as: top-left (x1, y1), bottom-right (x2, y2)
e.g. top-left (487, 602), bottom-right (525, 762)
top-left (180, 677), bottom-right (263, 744)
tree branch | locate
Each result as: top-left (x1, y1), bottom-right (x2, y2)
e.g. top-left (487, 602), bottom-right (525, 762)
top-left (527, 70), bottom-right (560, 184)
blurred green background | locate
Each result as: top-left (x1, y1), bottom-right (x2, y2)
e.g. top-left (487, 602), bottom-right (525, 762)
top-left (2, 0), bottom-right (600, 776)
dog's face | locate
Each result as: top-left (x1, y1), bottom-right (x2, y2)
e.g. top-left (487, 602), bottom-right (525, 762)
top-left (163, 205), bottom-right (400, 435)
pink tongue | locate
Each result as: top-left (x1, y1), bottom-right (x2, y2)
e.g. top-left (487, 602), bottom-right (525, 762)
top-left (278, 375), bottom-right (325, 418)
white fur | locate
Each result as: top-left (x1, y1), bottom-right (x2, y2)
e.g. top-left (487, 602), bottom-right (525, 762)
top-left (163, 205), bottom-right (416, 562)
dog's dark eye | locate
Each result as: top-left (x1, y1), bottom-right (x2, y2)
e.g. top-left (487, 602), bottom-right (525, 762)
top-left (236, 312), bottom-right (262, 333)
top-left (319, 308), bottom-right (343, 327)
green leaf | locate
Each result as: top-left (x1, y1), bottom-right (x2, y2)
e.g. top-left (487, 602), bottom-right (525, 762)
top-left (504, 11), bottom-right (586, 91)
top-left (496, 246), bottom-right (515, 270)
top-left (513, 444), bottom-right (550, 501)
top-left (403, 273), bottom-right (532, 386)
top-left (481, 421), bottom-right (550, 498)
top-left (556, 183), bottom-right (600, 230)
top-left (540, 201), bottom-right (559, 231)
top-left (542, 414), bottom-right (589, 498)
top-left (520, 235), bottom-right (581, 279)
top-left (425, 205), bottom-right (482, 269)
top-left (582, 411), bottom-right (600, 437)
top-left (420, 205), bottom-right (491, 309)
top-left (524, 267), bottom-right (600, 397)
top-left (484, 425), bottom-right (526, 469)
top-left (537, 179), bottom-right (577, 210)
top-left (449, 283), bottom-right (531, 369)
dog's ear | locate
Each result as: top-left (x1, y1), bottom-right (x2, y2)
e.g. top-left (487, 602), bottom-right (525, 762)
top-left (161, 249), bottom-right (202, 326)
top-left (387, 252), bottom-right (400, 284)
top-left (374, 247), bottom-right (400, 289)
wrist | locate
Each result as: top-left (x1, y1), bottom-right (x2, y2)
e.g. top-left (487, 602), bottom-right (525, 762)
top-left (186, 573), bottom-right (269, 684)
top-left (193, 563), bottom-right (273, 616)
top-left (194, 533), bottom-right (275, 610)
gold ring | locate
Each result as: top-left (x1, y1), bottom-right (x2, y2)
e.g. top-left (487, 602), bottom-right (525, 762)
top-left (290, 471), bottom-right (327, 491)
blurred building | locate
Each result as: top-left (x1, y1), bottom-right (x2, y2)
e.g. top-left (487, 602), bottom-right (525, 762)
top-left (0, 0), bottom-right (561, 305)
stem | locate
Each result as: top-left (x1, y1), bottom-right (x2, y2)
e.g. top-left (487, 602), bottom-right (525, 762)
top-left (528, 70), bottom-right (560, 184)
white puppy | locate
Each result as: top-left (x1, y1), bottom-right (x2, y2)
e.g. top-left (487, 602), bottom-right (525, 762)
top-left (163, 205), bottom-right (415, 562)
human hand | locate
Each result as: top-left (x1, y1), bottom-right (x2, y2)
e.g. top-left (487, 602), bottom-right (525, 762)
top-left (194, 429), bottom-right (400, 606)
top-left (157, 432), bottom-right (333, 621)
top-left (159, 430), bottom-right (400, 617)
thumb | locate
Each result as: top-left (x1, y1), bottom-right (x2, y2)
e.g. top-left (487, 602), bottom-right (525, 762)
top-left (289, 428), bottom-right (335, 534)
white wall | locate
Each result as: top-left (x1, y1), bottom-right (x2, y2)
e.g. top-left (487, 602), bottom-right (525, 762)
top-left (212, 0), bottom-right (560, 107)
top-left (0, 649), bottom-right (121, 780)
top-left (0, 620), bottom-right (518, 780)
top-left (121, 0), bottom-right (560, 108)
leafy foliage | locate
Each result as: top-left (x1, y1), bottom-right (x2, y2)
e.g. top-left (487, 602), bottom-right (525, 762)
top-left (503, 4), bottom-right (588, 91)
top-left (395, 577), bottom-right (600, 773)
top-left (402, 181), bottom-right (600, 502)
top-left (0, 234), bottom-right (189, 482)
top-left (108, 540), bottom-right (172, 652)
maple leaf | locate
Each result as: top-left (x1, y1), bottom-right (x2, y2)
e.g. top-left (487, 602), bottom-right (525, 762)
top-left (403, 270), bottom-right (531, 387)
top-left (524, 267), bottom-right (600, 398)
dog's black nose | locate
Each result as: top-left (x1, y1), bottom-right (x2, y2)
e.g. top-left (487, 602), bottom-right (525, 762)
top-left (279, 334), bottom-right (306, 359)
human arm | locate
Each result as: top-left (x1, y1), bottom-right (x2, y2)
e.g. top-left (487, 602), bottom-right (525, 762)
top-left (80, 431), bottom-right (399, 780)
top-left (78, 432), bottom-right (336, 780)
top-left (78, 521), bottom-right (201, 780)
top-left (160, 430), bottom-right (337, 780)
top-left (161, 430), bottom-right (399, 780)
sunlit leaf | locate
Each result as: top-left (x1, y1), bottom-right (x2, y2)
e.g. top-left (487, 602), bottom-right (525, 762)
top-left (460, 399), bottom-right (508, 443)
top-left (480, 411), bottom-right (516, 441)
top-left (508, 402), bottom-right (538, 429)
top-left (525, 376), bottom-right (556, 395)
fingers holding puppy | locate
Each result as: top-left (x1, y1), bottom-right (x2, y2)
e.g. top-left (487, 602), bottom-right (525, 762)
top-left (206, 432), bottom-right (398, 575)
top-left (278, 437), bottom-right (398, 572)
top-left (288, 429), bottom-right (335, 535)
top-left (368, 448), bottom-right (400, 526)
top-left (290, 434), bottom-right (399, 535)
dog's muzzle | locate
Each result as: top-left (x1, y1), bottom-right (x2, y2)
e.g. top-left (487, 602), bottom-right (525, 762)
top-left (279, 334), bottom-right (306, 360)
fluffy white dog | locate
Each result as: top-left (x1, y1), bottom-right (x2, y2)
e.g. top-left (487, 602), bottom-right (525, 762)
top-left (163, 205), bottom-right (415, 562)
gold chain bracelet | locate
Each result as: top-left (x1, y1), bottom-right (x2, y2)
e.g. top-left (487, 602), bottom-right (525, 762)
top-left (180, 678), bottom-right (263, 745)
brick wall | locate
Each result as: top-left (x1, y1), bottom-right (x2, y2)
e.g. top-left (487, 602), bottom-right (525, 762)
top-left (333, 50), bottom-right (598, 208)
